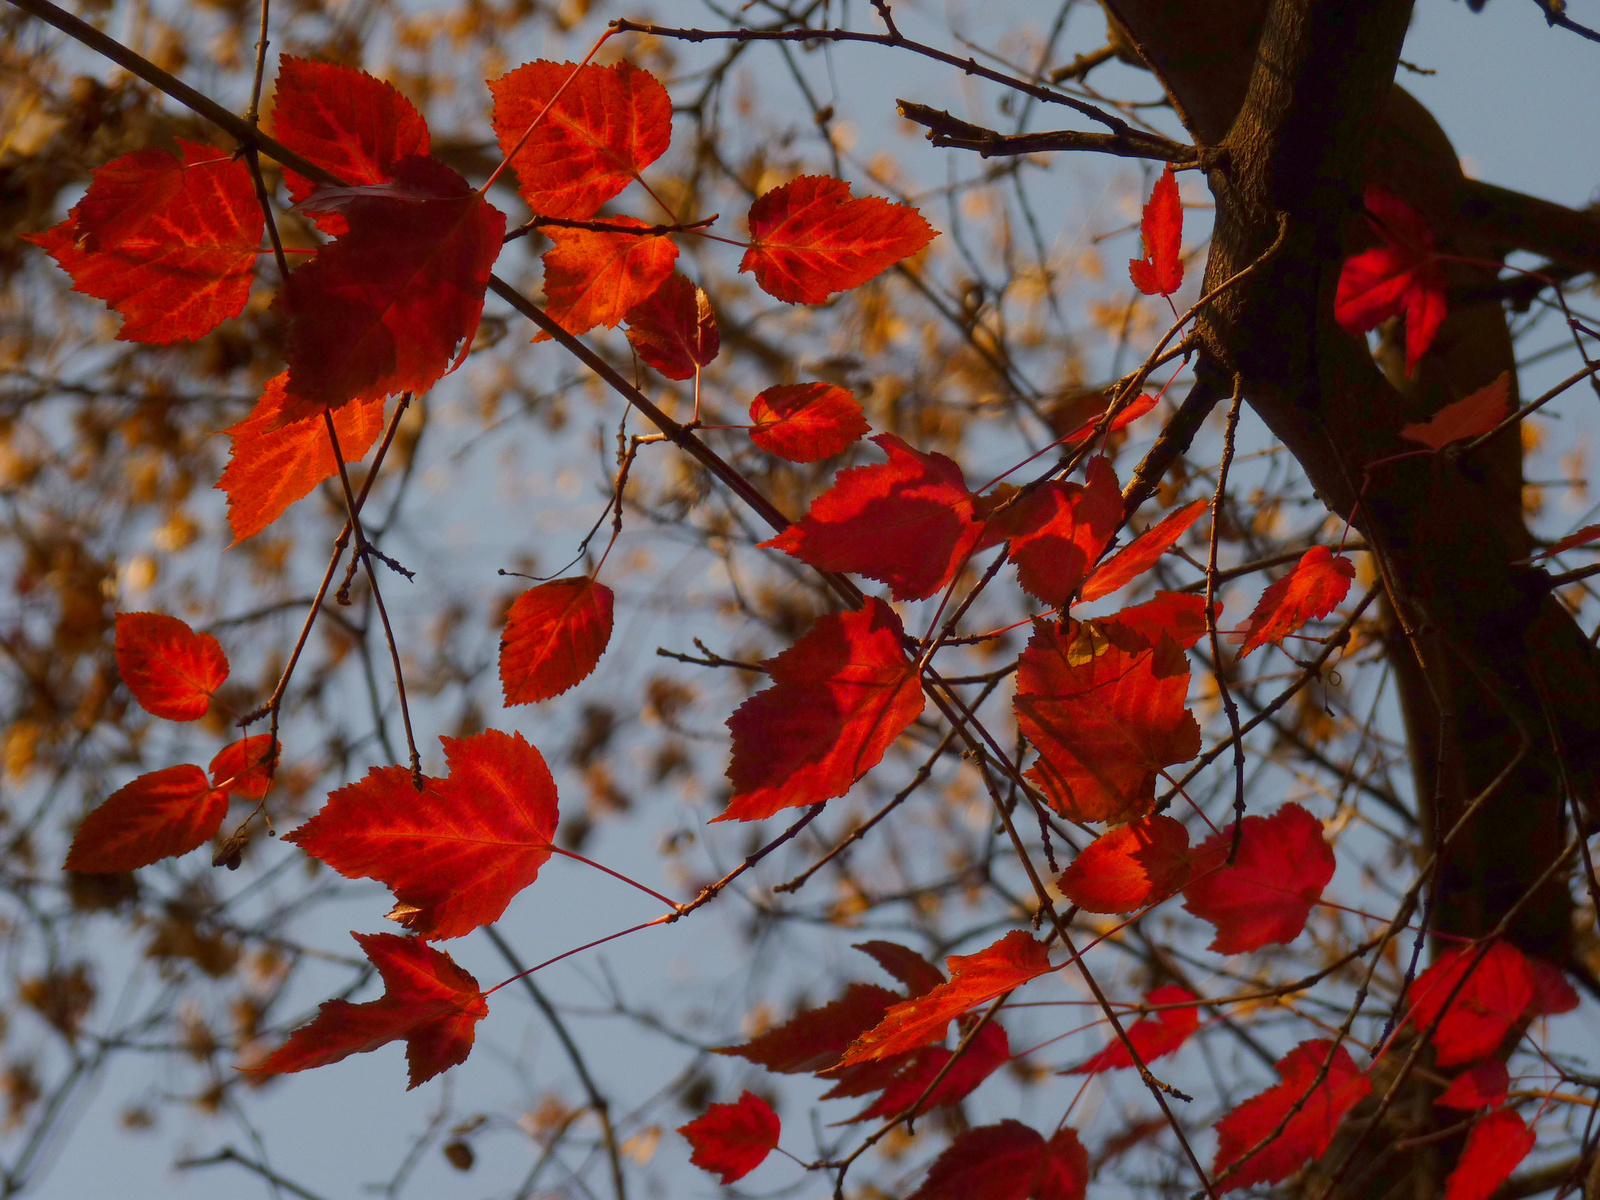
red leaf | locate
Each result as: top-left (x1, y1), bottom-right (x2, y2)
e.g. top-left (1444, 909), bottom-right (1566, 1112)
top-left (840, 931), bottom-right (1053, 1065)
top-left (248, 932), bottom-right (486, 1088)
top-left (721, 598), bottom-right (924, 822)
top-left (1013, 618), bottom-right (1200, 824)
top-left (1408, 941), bottom-right (1533, 1066)
top-left (64, 765), bottom-right (227, 872)
top-left (1334, 184), bottom-right (1448, 376)
top-left (1527, 959), bottom-right (1580, 1016)
top-left (679, 1091), bottom-right (780, 1185)
top-left (499, 577), bottom-right (615, 705)
top-left (209, 735), bottom-right (275, 800)
top-left (1231, 546), bottom-right (1355, 659)
top-left (25, 139), bottom-right (262, 344)
top-left (740, 175), bottom-right (936, 304)
top-left (1058, 814), bottom-right (1191, 913)
top-left (282, 156), bottom-right (504, 410)
top-left (287, 730), bottom-right (559, 939)
top-left (1212, 1039), bottom-right (1371, 1191)
top-left (855, 940), bottom-right (946, 997)
top-left (1401, 372), bottom-right (1512, 451)
top-left (623, 273), bottom-right (719, 379)
top-left (1435, 1059), bottom-right (1510, 1110)
top-left (843, 1022), bottom-right (1009, 1122)
top-left (540, 219), bottom-right (679, 337)
top-left (909, 1121), bottom-right (1087, 1200)
top-left (1061, 392), bottom-right (1159, 445)
top-left (715, 982), bottom-right (902, 1074)
top-left (1128, 166), bottom-right (1183, 296)
top-left (489, 60), bottom-right (672, 221)
top-left (1068, 985), bottom-right (1199, 1074)
top-left (1080, 499), bottom-right (1206, 602)
top-left (1113, 591), bottom-right (1218, 651)
top-left (749, 383), bottom-right (870, 463)
top-left (270, 56), bottom-right (430, 237)
top-left (116, 611), bottom-right (229, 721)
top-left (1182, 803), bottom-right (1335, 954)
top-left (1535, 523), bottom-right (1600, 561)
top-left (216, 372), bottom-right (387, 544)
top-left (1443, 1109), bottom-right (1535, 1200)
top-left (760, 434), bottom-right (982, 601)
top-left (1003, 456), bottom-right (1122, 608)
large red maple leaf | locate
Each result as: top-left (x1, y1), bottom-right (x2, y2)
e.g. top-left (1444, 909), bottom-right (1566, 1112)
top-left (1334, 184), bottom-right (1448, 376)
top-left (1182, 802), bottom-right (1335, 954)
top-left (499, 577), bottom-right (615, 705)
top-left (249, 932), bottom-right (487, 1088)
top-left (64, 765), bottom-right (228, 873)
top-left (909, 1121), bottom-right (1087, 1200)
top-left (115, 611), bottom-right (229, 721)
top-left (721, 598), bottom-right (924, 822)
top-left (1408, 940), bottom-right (1534, 1066)
top-left (679, 1091), bottom-right (781, 1184)
top-left (286, 729), bottom-right (559, 939)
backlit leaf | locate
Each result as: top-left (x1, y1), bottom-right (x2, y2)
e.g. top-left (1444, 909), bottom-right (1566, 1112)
top-left (1058, 814), bottom-right (1191, 912)
top-left (1080, 499), bottom-right (1206, 602)
top-left (1067, 985), bottom-right (1198, 1074)
top-left (1408, 940), bottom-right (1533, 1066)
top-left (909, 1121), bottom-right (1087, 1200)
top-left (679, 1091), bottom-right (780, 1184)
top-left (623, 273), bottom-right (718, 379)
top-left (1335, 184), bottom-right (1448, 376)
top-left (499, 577), bottom-right (614, 705)
top-left (64, 765), bottom-right (226, 872)
top-left (541, 219), bottom-right (678, 336)
top-left (1443, 1110), bottom-right (1535, 1200)
top-left (1112, 591), bottom-right (1218, 651)
top-left (843, 1022), bottom-right (1009, 1122)
top-left (1128, 166), bottom-right (1183, 296)
top-left (749, 382), bottom-right (869, 463)
top-left (715, 983), bottom-right (901, 1075)
top-left (1003, 457), bottom-right (1122, 608)
top-left (1232, 546), bottom-right (1354, 659)
top-left (1435, 1059), bottom-right (1510, 1110)
top-left (115, 612), bottom-right (229, 721)
top-left (1400, 372), bottom-right (1512, 451)
top-left (209, 735), bottom-right (275, 800)
top-left (1182, 803), bottom-right (1335, 954)
top-left (855, 941), bottom-right (946, 997)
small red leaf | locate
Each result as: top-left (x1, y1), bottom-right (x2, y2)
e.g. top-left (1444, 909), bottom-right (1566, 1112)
top-left (1443, 1109), bottom-right (1535, 1200)
top-left (749, 382), bottom-right (869, 463)
top-left (623, 273), bottom-right (719, 379)
top-left (1058, 814), bottom-right (1191, 913)
top-left (715, 982), bottom-right (901, 1075)
top-left (1335, 184), bottom-right (1448, 376)
top-left (1182, 803), bottom-right (1335, 954)
top-left (909, 1121), bottom-right (1087, 1200)
top-left (540, 218), bottom-right (679, 337)
top-left (1535, 523), bottom-right (1600, 561)
top-left (741, 175), bottom-right (936, 304)
top-left (1068, 985), bottom-right (1199, 1074)
top-left (1128, 166), bottom-right (1183, 296)
top-left (1527, 959), bottom-right (1580, 1016)
top-left (1061, 392), bottom-right (1158, 445)
top-left (679, 1091), bottom-right (780, 1184)
top-left (1401, 372), bottom-right (1512, 451)
top-left (248, 932), bottom-right (487, 1088)
top-left (1002, 456), bottom-right (1122, 608)
top-left (1080, 499), bottom-right (1207, 602)
top-left (209, 735), bottom-right (275, 800)
top-left (1232, 546), bottom-right (1355, 659)
top-left (1408, 941), bottom-right (1533, 1066)
top-left (1435, 1059), bottom-right (1510, 1110)
top-left (65, 765), bottom-right (227, 872)
top-left (116, 612), bottom-right (229, 721)
top-left (843, 1023), bottom-right (1010, 1123)
top-left (499, 577), bottom-right (615, 705)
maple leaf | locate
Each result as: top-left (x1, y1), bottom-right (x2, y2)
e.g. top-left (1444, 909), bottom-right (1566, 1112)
top-left (248, 932), bottom-right (486, 1088)
top-left (1435, 1059), bottom-right (1510, 1110)
top-left (716, 982), bottom-right (902, 1074)
top-left (1128, 166), bottom-right (1183, 296)
top-left (270, 56), bottom-right (430, 237)
top-left (1408, 940), bottom-right (1533, 1066)
top-left (1079, 499), bottom-right (1207, 603)
top-left (749, 383), bottom-right (870, 463)
top-left (1231, 546), bottom-right (1355, 659)
top-left (1068, 985), bottom-right (1199, 1074)
top-left (1527, 959), bottom-right (1580, 1016)
top-left (1182, 802), bottom-right (1335, 954)
top-left (1113, 591), bottom-right (1219, 651)
top-left (740, 175), bottom-right (936, 304)
top-left (760, 434), bottom-right (982, 601)
top-left (1057, 814), bottom-right (1191, 913)
top-left (1535, 523), bottom-right (1600, 561)
top-left (1058, 392), bottom-right (1158, 445)
top-left (64, 765), bottom-right (228, 872)
top-left (540, 219), bottom-right (679, 337)
top-left (281, 155), bottom-right (505, 411)
top-left (25, 139), bottom-right (263, 344)
top-left (1400, 372), bottom-right (1512, 451)
top-left (216, 372), bottom-right (387, 544)
top-left (116, 611), bottom-right (229, 721)
top-left (623, 273), bottom-right (719, 379)
top-left (1014, 618), bottom-right (1201, 824)
top-left (499, 577), bottom-right (614, 705)
top-left (1443, 1109), bottom-right (1535, 1200)
top-left (855, 940), bottom-right (946, 997)
top-left (679, 1091), bottom-right (780, 1184)
top-left (908, 1121), bottom-right (1087, 1200)
top-left (489, 60), bottom-right (672, 221)
top-left (287, 729), bottom-right (559, 939)
top-left (843, 1022), bottom-right (1010, 1123)
top-left (721, 598), bottom-right (924, 822)
top-left (1334, 184), bottom-right (1448, 376)
top-left (1002, 457), bottom-right (1122, 608)
top-left (209, 735), bottom-right (275, 800)
top-left (1212, 1039), bottom-right (1371, 1191)
top-left (839, 931), bottom-right (1053, 1065)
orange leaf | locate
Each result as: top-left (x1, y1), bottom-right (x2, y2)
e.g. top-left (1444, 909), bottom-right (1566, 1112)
top-left (1435, 1059), bottom-right (1510, 1111)
top-left (1212, 1039), bottom-right (1370, 1191)
top-left (623, 273), bottom-right (718, 379)
top-left (679, 1091), bottom-right (780, 1185)
top-left (1231, 546), bottom-right (1354, 659)
top-left (248, 932), bottom-right (486, 1088)
top-left (1128, 166), bottom-right (1183, 296)
top-left (1182, 803), bottom-right (1335, 954)
top-left (286, 730), bottom-right (559, 939)
top-left (1400, 372), bottom-right (1512, 451)
top-left (499, 577), bottom-right (615, 705)
top-left (1408, 940), bottom-right (1533, 1066)
top-left (909, 1121), bottom-right (1086, 1200)
top-left (1334, 184), bottom-right (1448, 376)
top-left (1002, 456), bottom-right (1122, 607)
top-left (216, 372), bottom-right (387, 543)
top-left (1058, 814), bottom-right (1191, 912)
top-left (760, 434), bottom-right (982, 601)
top-left (1080, 498), bottom-right (1206, 602)
top-left (749, 382), bottom-right (869, 463)
top-left (721, 598), bottom-right (924, 822)
top-left (1113, 591), bottom-right (1219, 651)
top-left (1068, 985), bottom-right (1198, 1074)
top-left (540, 219), bottom-right (679, 337)
top-left (65, 765), bottom-right (227, 872)
top-left (839, 931), bottom-right (1053, 1065)
top-left (715, 982), bottom-right (902, 1075)
top-left (740, 175), bottom-right (936, 304)
top-left (1014, 618), bottom-right (1200, 824)
top-left (115, 611), bottom-right (229, 721)
top-left (489, 60), bottom-right (672, 221)
top-left (1443, 1110), bottom-right (1535, 1200)
top-left (209, 735), bottom-right (275, 799)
